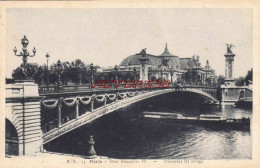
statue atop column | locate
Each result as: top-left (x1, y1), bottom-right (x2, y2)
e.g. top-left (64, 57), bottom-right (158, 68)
top-left (226, 44), bottom-right (235, 53)
top-left (140, 48), bottom-right (147, 57)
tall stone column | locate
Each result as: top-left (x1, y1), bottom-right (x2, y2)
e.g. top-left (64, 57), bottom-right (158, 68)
top-left (139, 60), bottom-right (149, 81)
top-left (220, 44), bottom-right (237, 104)
top-left (139, 49), bottom-right (149, 81)
top-left (224, 45), bottom-right (236, 85)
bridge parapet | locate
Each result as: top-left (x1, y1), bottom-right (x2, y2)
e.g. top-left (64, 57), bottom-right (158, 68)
top-left (220, 85), bottom-right (252, 104)
top-left (39, 83), bottom-right (218, 99)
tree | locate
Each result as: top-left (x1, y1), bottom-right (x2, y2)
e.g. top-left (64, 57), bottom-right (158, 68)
top-left (12, 63), bottom-right (39, 81)
top-left (235, 76), bottom-right (245, 86)
top-left (245, 68), bottom-right (253, 84)
top-left (216, 85), bottom-right (222, 101)
top-left (11, 59), bottom-right (90, 85)
top-left (62, 59), bottom-right (87, 84)
top-left (235, 68), bottom-right (252, 86)
top-left (217, 75), bottom-right (225, 86)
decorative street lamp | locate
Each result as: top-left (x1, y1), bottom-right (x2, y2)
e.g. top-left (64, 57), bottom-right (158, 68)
top-left (13, 35), bottom-right (36, 79)
top-left (114, 65), bottom-right (119, 81)
top-left (133, 66), bottom-right (137, 81)
top-left (76, 64), bottom-right (83, 85)
top-left (170, 66), bottom-right (174, 83)
top-left (45, 53), bottom-right (50, 86)
top-left (195, 58), bottom-right (199, 85)
top-left (56, 60), bottom-right (63, 92)
top-left (79, 74), bottom-right (82, 85)
top-left (90, 63), bottom-right (95, 90)
top-left (114, 65), bottom-right (119, 90)
top-left (38, 66), bottom-right (44, 86)
top-left (189, 68), bottom-right (192, 85)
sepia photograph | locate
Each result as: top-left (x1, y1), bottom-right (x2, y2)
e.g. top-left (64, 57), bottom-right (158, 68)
top-left (1, 2), bottom-right (259, 168)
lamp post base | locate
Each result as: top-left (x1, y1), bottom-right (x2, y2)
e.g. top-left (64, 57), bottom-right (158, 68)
top-left (85, 155), bottom-right (97, 159)
top-left (7, 80), bottom-right (39, 97)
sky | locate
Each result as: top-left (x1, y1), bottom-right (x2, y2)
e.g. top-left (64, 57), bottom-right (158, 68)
top-left (6, 8), bottom-right (253, 78)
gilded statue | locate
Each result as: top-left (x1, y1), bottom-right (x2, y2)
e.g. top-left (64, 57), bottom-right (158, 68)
top-left (226, 44), bottom-right (235, 53)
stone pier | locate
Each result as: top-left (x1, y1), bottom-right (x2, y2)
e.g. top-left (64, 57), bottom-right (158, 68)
top-left (5, 80), bottom-right (43, 156)
top-left (221, 85), bottom-right (252, 105)
top-left (220, 46), bottom-right (253, 105)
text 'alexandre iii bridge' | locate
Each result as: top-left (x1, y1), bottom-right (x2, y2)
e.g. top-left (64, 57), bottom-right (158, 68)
top-left (5, 36), bottom-right (252, 156)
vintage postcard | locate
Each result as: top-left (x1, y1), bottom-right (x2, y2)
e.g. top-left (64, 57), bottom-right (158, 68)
top-left (0, 1), bottom-right (260, 168)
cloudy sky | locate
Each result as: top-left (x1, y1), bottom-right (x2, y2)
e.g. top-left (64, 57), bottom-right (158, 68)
top-left (6, 8), bottom-right (252, 78)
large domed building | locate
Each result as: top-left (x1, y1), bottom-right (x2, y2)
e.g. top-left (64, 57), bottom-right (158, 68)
top-left (103, 43), bottom-right (217, 85)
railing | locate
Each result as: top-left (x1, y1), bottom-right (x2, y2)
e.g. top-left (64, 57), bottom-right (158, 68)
top-left (39, 83), bottom-right (217, 95)
top-left (39, 84), bottom-right (92, 94)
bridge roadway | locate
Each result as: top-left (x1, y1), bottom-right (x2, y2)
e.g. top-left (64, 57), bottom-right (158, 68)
top-left (41, 86), bottom-right (218, 144)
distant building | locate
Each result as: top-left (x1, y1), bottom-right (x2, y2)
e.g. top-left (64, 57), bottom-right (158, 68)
top-left (104, 43), bottom-right (217, 85)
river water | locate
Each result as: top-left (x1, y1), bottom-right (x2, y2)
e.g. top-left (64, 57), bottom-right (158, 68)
top-left (45, 93), bottom-right (252, 159)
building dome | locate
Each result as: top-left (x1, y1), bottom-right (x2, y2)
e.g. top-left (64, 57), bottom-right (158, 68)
top-left (120, 44), bottom-right (180, 69)
top-left (120, 54), bottom-right (161, 66)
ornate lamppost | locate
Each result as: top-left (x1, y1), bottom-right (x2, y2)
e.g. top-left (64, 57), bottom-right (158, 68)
top-left (38, 66), bottom-right (44, 86)
top-left (79, 74), bottom-right (82, 85)
top-left (114, 65), bottom-right (119, 90)
top-left (133, 66), bottom-right (137, 81)
top-left (85, 135), bottom-right (97, 158)
top-left (195, 57), bottom-right (200, 85)
top-left (77, 64), bottom-right (83, 85)
top-left (114, 65), bottom-right (119, 81)
top-left (89, 63), bottom-right (95, 90)
top-left (189, 68), bottom-right (193, 85)
top-left (56, 60), bottom-right (63, 93)
top-left (13, 35), bottom-right (36, 80)
top-left (45, 53), bottom-right (50, 86)
top-left (170, 66), bottom-right (174, 83)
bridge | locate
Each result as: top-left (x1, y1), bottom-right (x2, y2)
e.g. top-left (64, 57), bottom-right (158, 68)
top-left (41, 86), bottom-right (218, 144)
top-left (5, 81), bottom-right (218, 156)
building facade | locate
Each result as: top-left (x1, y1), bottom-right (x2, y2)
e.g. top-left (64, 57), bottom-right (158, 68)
top-left (105, 43), bottom-right (217, 85)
